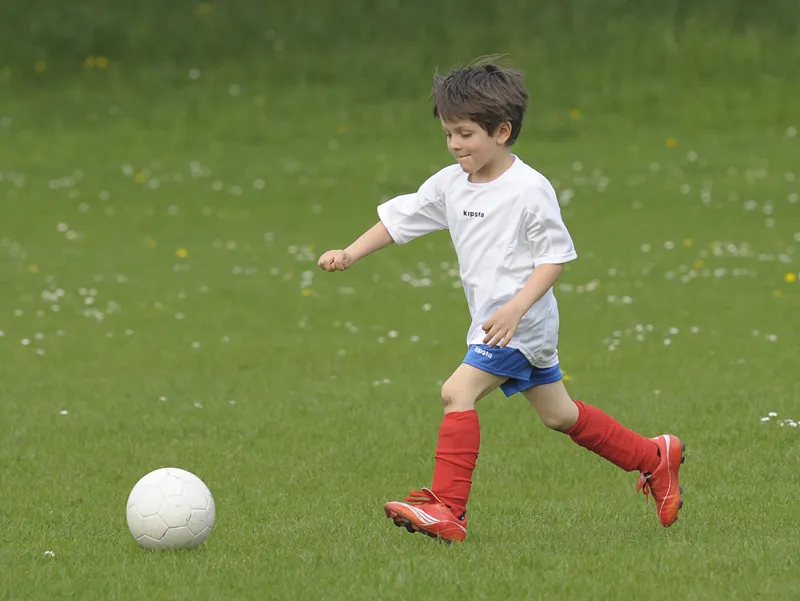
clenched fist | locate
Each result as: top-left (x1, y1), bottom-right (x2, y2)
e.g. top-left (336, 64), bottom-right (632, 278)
top-left (317, 249), bottom-right (353, 272)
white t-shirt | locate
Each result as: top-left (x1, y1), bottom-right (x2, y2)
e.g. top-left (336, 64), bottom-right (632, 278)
top-left (377, 156), bottom-right (577, 368)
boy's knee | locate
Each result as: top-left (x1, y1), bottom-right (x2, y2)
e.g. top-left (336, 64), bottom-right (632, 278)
top-left (540, 411), bottom-right (574, 432)
top-left (440, 379), bottom-right (474, 412)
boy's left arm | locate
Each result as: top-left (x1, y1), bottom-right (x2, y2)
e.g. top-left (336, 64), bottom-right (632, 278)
top-left (481, 263), bottom-right (564, 348)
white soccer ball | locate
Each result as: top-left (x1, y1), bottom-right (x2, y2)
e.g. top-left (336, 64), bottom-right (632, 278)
top-left (126, 467), bottom-right (216, 550)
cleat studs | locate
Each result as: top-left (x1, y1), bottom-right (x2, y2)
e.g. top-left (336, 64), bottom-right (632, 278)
top-left (681, 443), bottom-right (686, 452)
top-left (679, 500), bottom-right (684, 510)
top-left (681, 456), bottom-right (685, 464)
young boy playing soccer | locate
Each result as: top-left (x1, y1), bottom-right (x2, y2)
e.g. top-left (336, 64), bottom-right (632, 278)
top-left (317, 59), bottom-right (685, 543)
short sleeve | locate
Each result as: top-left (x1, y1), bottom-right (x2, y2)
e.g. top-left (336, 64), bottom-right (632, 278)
top-left (377, 171), bottom-right (448, 245)
top-left (525, 184), bottom-right (578, 267)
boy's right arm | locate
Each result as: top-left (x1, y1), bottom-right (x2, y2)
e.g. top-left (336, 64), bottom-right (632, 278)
top-left (317, 221), bottom-right (393, 272)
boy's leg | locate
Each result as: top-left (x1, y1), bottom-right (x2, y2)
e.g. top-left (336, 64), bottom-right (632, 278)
top-left (521, 380), bottom-right (684, 527)
top-left (432, 364), bottom-right (507, 515)
top-left (384, 363), bottom-right (505, 542)
top-left (522, 381), bottom-right (659, 472)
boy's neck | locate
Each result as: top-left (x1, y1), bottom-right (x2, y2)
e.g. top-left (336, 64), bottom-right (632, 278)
top-left (468, 152), bottom-right (515, 184)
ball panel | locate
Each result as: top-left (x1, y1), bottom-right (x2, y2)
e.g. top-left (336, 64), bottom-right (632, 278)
top-left (186, 508), bottom-right (214, 535)
top-left (183, 480), bottom-right (212, 510)
top-left (127, 484), bottom-right (164, 517)
top-left (133, 514), bottom-right (169, 540)
top-left (126, 504), bottom-right (143, 533)
top-left (192, 526), bottom-right (212, 546)
top-left (133, 468), bottom-right (171, 489)
top-left (159, 497), bottom-right (193, 528)
top-left (136, 535), bottom-right (162, 550)
top-left (166, 468), bottom-right (199, 482)
top-left (157, 474), bottom-right (185, 498)
top-left (207, 495), bottom-right (216, 524)
top-left (160, 526), bottom-right (196, 549)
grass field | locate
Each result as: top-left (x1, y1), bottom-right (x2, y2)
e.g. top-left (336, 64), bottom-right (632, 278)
top-left (1, 37), bottom-right (800, 600)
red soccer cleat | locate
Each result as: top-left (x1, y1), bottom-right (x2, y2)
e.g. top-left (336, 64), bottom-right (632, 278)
top-left (384, 488), bottom-right (468, 543)
top-left (637, 434), bottom-right (685, 527)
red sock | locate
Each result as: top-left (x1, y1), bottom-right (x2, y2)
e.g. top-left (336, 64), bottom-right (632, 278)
top-left (565, 400), bottom-right (660, 473)
top-left (431, 410), bottom-right (480, 516)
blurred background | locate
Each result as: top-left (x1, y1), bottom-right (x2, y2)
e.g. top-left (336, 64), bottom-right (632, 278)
top-left (2, 0), bottom-right (799, 118)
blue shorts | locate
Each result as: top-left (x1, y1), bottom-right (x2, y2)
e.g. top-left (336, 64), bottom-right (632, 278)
top-left (462, 344), bottom-right (562, 397)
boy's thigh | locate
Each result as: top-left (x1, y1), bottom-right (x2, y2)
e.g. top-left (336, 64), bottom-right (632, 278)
top-left (443, 363), bottom-right (507, 404)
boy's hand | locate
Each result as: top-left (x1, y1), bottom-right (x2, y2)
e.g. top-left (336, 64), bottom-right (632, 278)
top-left (317, 250), bottom-right (353, 272)
top-left (482, 303), bottom-right (524, 348)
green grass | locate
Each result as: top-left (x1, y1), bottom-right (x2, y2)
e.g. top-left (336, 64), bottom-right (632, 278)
top-left (1, 41), bottom-right (800, 600)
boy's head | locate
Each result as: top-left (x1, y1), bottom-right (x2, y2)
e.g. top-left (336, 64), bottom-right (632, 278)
top-left (431, 58), bottom-right (528, 177)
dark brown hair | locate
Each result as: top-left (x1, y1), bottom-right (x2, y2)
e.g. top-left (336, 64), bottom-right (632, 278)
top-left (431, 56), bottom-right (528, 146)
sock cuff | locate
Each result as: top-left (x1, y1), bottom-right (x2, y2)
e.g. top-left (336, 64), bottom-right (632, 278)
top-left (564, 399), bottom-right (585, 436)
top-left (444, 409), bottom-right (478, 421)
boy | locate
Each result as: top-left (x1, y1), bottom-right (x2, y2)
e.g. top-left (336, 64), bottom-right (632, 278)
top-left (317, 59), bottom-right (684, 543)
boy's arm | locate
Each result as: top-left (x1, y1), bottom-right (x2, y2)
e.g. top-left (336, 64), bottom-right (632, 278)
top-left (320, 168), bottom-right (449, 272)
top-left (506, 263), bottom-right (564, 315)
top-left (318, 221), bottom-right (393, 271)
top-left (345, 221), bottom-right (394, 264)
top-left (482, 263), bottom-right (565, 347)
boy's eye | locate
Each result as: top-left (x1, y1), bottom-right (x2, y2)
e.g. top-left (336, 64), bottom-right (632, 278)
top-left (461, 133), bottom-right (472, 138)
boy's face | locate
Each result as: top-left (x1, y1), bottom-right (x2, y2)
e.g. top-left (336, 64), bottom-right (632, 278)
top-left (440, 118), bottom-right (511, 178)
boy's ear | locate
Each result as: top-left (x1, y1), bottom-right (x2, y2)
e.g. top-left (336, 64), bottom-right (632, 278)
top-left (496, 121), bottom-right (512, 145)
